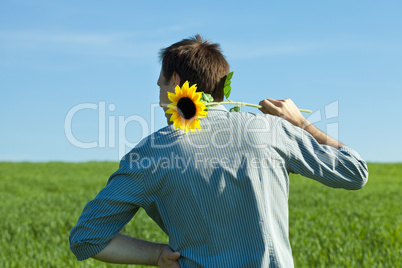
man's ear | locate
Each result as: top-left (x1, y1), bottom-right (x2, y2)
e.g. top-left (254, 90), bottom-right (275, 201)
top-left (172, 72), bottom-right (181, 87)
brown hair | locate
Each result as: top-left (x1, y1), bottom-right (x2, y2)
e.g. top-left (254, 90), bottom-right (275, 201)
top-left (159, 34), bottom-right (230, 101)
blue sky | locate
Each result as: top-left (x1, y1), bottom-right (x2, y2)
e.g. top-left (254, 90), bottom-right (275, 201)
top-left (1, 0), bottom-right (401, 162)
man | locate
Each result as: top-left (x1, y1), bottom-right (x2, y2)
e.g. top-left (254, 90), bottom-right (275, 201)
top-left (69, 34), bottom-right (368, 267)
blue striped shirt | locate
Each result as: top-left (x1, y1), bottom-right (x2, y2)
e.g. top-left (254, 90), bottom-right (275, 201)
top-left (69, 105), bottom-right (368, 267)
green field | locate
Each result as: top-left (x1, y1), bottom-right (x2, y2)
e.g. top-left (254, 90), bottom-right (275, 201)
top-left (0, 162), bottom-right (400, 267)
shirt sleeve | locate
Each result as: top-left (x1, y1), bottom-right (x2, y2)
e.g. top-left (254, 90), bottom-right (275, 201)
top-left (69, 160), bottom-right (144, 261)
top-left (280, 119), bottom-right (369, 190)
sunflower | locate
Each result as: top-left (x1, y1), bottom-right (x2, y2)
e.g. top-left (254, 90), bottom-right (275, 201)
top-left (166, 81), bottom-right (209, 132)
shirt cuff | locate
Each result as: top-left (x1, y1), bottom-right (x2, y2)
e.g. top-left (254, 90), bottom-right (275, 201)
top-left (70, 241), bottom-right (109, 261)
top-left (337, 145), bottom-right (364, 161)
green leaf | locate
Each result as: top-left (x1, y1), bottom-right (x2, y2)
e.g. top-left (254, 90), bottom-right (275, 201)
top-left (229, 106), bottom-right (241, 112)
top-left (200, 92), bottom-right (214, 103)
top-left (224, 85), bottom-right (231, 99)
top-left (223, 71), bottom-right (234, 99)
top-left (226, 71), bottom-right (234, 83)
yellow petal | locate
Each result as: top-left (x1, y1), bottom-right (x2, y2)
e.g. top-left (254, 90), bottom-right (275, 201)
top-left (193, 92), bottom-right (201, 102)
top-left (194, 120), bottom-right (201, 131)
top-left (187, 85), bottom-right (197, 99)
top-left (176, 91), bottom-right (185, 100)
top-left (166, 108), bottom-right (176, 114)
top-left (189, 84), bottom-right (197, 92)
top-left (173, 118), bottom-right (181, 129)
top-left (182, 81), bottom-right (189, 92)
top-left (196, 103), bottom-right (206, 111)
top-left (174, 85), bottom-right (181, 96)
top-left (169, 112), bottom-right (179, 122)
top-left (167, 103), bottom-right (177, 110)
top-left (189, 119), bottom-right (197, 130)
top-left (168, 92), bottom-right (178, 103)
top-left (184, 120), bottom-right (192, 132)
top-left (196, 107), bottom-right (208, 115)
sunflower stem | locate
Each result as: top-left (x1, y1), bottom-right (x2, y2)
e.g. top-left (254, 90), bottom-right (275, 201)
top-left (205, 101), bottom-right (312, 113)
top-left (205, 102), bottom-right (311, 113)
top-left (206, 101), bottom-right (260, 107)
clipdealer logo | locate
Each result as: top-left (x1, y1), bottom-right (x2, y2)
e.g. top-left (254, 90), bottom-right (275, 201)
top-left (64, 101), bottom-right (160, 159)
top-left (64, 100), bottom-right (340, 161)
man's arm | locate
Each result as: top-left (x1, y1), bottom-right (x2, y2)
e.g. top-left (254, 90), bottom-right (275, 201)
top-left (259, 98), bottom-right (343, 148)
top-left (259, 98), bottom-right (368, 190)
top-left (69, 166), bottom-right (181, 267)
top-left (92, 234), bottom-right (180, 267)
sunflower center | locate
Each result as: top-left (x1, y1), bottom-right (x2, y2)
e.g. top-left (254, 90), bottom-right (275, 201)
top-left (177, 97), bottom-right (196, 120)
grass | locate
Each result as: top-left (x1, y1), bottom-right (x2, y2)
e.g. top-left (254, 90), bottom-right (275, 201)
top-left (0, 162), bottom-right (400, 267)
top-left (288, 163), bottom-right (401, 267)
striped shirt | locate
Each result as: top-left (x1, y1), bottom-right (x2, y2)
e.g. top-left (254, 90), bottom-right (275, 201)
top-left (69, 105), bottom-right (368, 267)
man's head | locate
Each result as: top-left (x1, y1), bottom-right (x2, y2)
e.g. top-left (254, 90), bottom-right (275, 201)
top-left (159, 34), bottom-right (230, 103)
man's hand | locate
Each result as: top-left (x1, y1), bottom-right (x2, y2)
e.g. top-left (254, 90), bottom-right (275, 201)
top-left (92, 234), bottom-right (181, 267)
top-left (259, 98), bottom-right (308, 128)
top-left (259, 98), bottom-right (343, 148)
top-left (157, 245), bottom-right (181, 268)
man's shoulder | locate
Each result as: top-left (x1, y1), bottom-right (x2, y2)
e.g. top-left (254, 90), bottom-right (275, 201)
top-left (220, 110), bottom-right (286, 129)
top-left (131, 125), bottom-right (176, 149)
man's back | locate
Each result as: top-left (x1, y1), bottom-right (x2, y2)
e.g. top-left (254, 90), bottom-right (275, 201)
top-left (129, 106), bottom-right (292, 267)
top-left (88, 105), bottom-right (366, 267)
